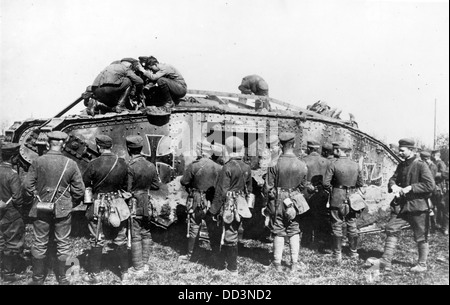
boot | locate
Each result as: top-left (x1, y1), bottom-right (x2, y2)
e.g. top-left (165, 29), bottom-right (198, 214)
top-left (116, 245), bottom-right (130, 281)
top-left (28, 257), bottom-right (46, 285)
top-left (411, 241), bottom-right (428, 273)
top-left (179, 237), bottom-right (195, 262)
top-left (114, 87), bottom-right (131, 113)
top-left (349, 235), bottom-right (359, 259)
top-left (56, 258), bottom-right (70, 285)
top-left (226, 245), bottom-right (238, 274)
top-left (332, 236), bottom-right (342, 264)
top-left (379, 235), bottom-right (398, 271)
top-left (142, 238), bottom-right (152, 271)
top-left (2, 254), bottom-right (25, 283)
top-left (158, 82), bottom-right (174, 114)
top-left (129, 242), bottom-right (146, 279)
top-left (82, 247), bottom-right (102, 284)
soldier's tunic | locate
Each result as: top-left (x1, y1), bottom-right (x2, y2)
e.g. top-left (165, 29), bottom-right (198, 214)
top-left (127, 155), bottom-right (160, 242)
top-left (323, 155), bottom-right (364, 238)
top-left (302, 152), bottom-right (331, 243)
top-left (433, 160), bottom-right (448, 230)
top-left (387, 156), bottom-right (435, 242)
top-left (83, 152), bottom-right (128, 247)
top-left (265, 155), bottom-right (308, 237)
top-left (0, 162), bottom-right (25, 256)
top-left (24, 151), bottom-right (85, 260)
top-left (181, 157), bottom-right (222, 240)
top-left (210, 158), bottom-right (252, 246)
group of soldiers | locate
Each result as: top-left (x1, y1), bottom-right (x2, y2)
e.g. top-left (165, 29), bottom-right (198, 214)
top-left (82, 56), bottom-right (187, 116)
top-left (0, 130), bottom-right (448, 284)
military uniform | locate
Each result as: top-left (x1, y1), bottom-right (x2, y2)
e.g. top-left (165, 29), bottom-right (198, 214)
top-left (301, 141), bottom-right (332, 249)
top-left (24, 131), bottom-right (85, 284)
top-left (420, 151), bottom-right (438, 232)
top-left (180, 141), bottom-right (222, 262)
top-left (264, 133), bottom-right (308, 271)
top-left (323, 142), bottom-right (364, 262)
top-left (209, 136), bottom-right (252, 273)
top-left (377, 139), bottom-right (435, 272)
top-left (0, 143), bottom-right (25, 283)
top-left (82, 135), bottom-right (129, 282)
top-left (432, 150), bottom-right (448, 234)
top-left (125, 135), bottom-right (160, 273)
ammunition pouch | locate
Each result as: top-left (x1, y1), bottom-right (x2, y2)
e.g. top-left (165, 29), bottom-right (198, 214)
top-left (36, 201), bottom-right (55, 214)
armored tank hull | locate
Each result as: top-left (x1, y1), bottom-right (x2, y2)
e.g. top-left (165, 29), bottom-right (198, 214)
top-left (4, 90), bottom-right (400, 233)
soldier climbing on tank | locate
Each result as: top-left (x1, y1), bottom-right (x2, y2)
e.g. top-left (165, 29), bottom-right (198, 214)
top-left (82, 58), bottom-right (144, 116)
top-left (137, 56), bottom-right (187, 115)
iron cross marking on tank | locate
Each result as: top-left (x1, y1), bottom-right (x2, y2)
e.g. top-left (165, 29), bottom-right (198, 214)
top-left (146, 134), bottom-right (174, 170)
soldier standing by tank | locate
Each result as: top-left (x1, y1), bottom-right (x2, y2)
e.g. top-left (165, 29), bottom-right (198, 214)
top-left (264, 132), bottom-right (308, 272)
top-left (323, 142), bottom-right (364, 264)
top-left (371, 139), bottom-right (435, 273)
top-left (125, 135), bottom-right (160, 277)
top-left (82, 135), bottom-right (129, 284)
top-left (0, 143), bottom-right (26, 283)
top-left (179, 141), bottom-right (222, 264)
top-left (207, 136), bottom-right (252, 274)
top-left (322, 143), bottom-right (336, 162)
top-left (431, 149), bottom-right (449, 235)
top-left (24, 131), bottom-right (85, 285)
top-left (301, 140), bottom-right (332, 252)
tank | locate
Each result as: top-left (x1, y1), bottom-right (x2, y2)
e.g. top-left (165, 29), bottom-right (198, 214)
top-left (3, 89), bottom-right (400, 235)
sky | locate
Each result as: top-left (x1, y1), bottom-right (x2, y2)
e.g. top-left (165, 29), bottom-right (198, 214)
top-left (1, 0), bottom-right (448, 147)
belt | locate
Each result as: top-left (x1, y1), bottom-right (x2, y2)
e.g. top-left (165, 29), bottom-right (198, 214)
top-left (333, 185), bottom-right (356, 190)
top-left (278, 187), bottom-right (298, 192)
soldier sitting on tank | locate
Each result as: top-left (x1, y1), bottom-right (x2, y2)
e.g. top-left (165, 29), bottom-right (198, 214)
top-left (136, 56), bottom-right (187, 115)
top-left (82, 58), bottom-right (144, 116)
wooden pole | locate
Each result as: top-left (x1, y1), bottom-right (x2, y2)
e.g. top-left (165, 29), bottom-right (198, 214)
top-left (434, 98), bottom-right (437, 150)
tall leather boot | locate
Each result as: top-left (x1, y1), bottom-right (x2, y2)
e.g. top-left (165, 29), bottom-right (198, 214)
top-left (129, 242), bottom-right (146, 279)
top-left (82, 247), bottom-right (102, 284)
top-left (2, 253), bottom-right (25, 283)
top-left (226, 245), bottom-right (238, 274)
top-left (116, 245), bottom-right (130, 281)
top-left (142, 238), bottom-right (152, 271)
top-left (179, 237), bottom-right (196, 262)
top-left (28, 257), bottom-right (46, 285)
top-left (56, 257), bottom-right (70, 285)
top-left (349, 235), bottom-right (359, 259)
top-left (114, 87), bottom-right (131, 113)
top-left (379, 235), bottom-right (397, 271)
top-left (332, 236), bottom-right (342, 264)
top-left (411, 241), bottom-right (428, 273)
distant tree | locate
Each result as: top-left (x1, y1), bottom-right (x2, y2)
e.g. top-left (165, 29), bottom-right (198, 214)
top-left (435, 133), bottom-right (449, 165)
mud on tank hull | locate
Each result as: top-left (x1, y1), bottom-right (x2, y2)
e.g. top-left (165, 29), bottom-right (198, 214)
top-left (4, 90), bottom-right (400, 233)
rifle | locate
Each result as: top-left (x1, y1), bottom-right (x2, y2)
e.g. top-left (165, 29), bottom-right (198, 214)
top-left (94, 194), bottom-right (106, 247)
top-left (357, 224), bottom-right (411, 236)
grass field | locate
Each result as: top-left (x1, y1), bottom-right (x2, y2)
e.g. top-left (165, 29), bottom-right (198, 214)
top-left (3, 218), bottom-right (449, 286)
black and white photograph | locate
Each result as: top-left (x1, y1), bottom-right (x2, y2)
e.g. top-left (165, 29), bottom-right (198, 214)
top-left (0, 0), bottom-right (448, 289)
